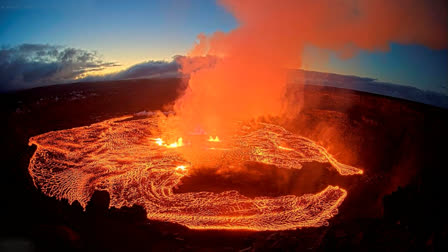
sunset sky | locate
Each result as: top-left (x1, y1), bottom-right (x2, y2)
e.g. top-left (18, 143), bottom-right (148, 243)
top-left (1, 0), bottom-right (447, 93)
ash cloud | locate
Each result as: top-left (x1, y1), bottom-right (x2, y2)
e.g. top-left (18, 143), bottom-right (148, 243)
top-left (0, 44), bottom-right (119, 91)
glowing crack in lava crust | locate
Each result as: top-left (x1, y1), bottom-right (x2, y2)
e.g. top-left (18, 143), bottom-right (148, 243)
top-left (28, 114), bottom-right (362, 231)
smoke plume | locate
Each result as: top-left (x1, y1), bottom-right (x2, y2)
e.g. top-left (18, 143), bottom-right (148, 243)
top-left (172, 0), bottom-right (447, 136)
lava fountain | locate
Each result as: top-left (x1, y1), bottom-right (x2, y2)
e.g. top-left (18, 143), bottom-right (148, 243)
top-left (28, 113), bottom-right (362, 231)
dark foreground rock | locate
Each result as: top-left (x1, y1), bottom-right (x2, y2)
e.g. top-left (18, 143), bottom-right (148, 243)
top-left (1, 78), bottom-right (447, 251)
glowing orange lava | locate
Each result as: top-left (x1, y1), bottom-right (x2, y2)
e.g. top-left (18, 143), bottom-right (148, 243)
top-left (153, 137), bottom-right (183, 148)
top-left (208, 136), bottom-right (220, 142)
top-left (28, 114), bottom-right (362, 231)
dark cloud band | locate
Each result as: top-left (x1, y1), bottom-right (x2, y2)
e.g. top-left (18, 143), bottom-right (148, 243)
top-left (0, 44), bottom-right (119, 91)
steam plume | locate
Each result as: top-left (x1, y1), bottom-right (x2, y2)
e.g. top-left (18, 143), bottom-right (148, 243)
top-left (173, 0), bottom-right (447, 135)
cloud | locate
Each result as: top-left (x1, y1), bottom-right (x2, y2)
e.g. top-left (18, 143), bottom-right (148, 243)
top-left (0, 44), bottom-right (219, 91)
top-left (83, 55), bottom-right (218, 82)
top-left (0, 44), bottom-right (119, 91)
top-left (85, 59), bottom-right (181, 82)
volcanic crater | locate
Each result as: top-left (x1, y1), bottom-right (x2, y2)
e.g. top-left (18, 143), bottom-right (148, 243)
top-left (27, 112), bottom-right (362, 231)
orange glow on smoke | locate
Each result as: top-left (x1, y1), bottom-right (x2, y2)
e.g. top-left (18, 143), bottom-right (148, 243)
top-left (28, 114), bottom-right (363, 231)
top-left (171, 0), bottom-right (447, 138)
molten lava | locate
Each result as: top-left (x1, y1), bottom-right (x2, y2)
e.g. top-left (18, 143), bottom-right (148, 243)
top-left (154, 137), bottom-right (183, 148)
top-left (28, 114), bottom-right (362, 231)
top-left (208, 136), bottom-right (220, 142)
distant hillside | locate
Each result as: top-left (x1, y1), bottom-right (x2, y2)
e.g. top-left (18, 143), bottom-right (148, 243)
top-left (289, 69), bottom-right (448, 109)
top-left (3, 68), bottom-right (446, 109)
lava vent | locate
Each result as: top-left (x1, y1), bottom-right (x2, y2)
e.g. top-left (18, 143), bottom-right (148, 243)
top-left (28, 114), bottom-right (363, 231)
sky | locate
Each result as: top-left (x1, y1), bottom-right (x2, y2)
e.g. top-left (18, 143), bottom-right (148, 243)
top-left (1, 0), bottom-right (447, 93)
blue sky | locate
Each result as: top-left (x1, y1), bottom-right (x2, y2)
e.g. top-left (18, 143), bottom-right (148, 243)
top-left (303, 44), bottom-right (448, 93)
top-left (1, 0), bottom-right (447, 93)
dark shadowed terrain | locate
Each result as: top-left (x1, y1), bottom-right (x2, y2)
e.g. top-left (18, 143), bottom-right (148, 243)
top-left (1, 78), bottom-right (447, 251)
